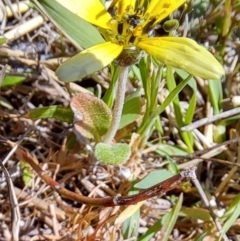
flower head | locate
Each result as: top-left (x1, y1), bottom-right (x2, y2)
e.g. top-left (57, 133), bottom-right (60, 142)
top-left (56, 0), bottom-right (224, 81)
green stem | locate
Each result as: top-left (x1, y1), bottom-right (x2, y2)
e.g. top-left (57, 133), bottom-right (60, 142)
top-left (103, 66), bottom-right (129, 144)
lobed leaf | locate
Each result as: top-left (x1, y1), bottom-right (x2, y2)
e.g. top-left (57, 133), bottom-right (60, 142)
top-left (94, 143), bottom-right (131, 165)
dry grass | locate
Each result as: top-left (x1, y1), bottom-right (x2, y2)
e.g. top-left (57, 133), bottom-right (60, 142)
top-left (0, 0), bottom-right (240, 241)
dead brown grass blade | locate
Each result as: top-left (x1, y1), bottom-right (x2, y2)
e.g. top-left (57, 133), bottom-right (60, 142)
top-left (0, 159), bottom-right (20, 241)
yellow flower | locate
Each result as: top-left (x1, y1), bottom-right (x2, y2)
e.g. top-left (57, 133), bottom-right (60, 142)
top-left (56, 0), bottom-right (224, 82)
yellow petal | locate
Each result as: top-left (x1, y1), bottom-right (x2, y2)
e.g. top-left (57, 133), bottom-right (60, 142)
top-left (56, 42), bottom-right (123, 82)
top-left (137, 37), bottom-right (225, 80)
top-left (146, 0), bottom-right (186, 24)
top-left (56, 0), bottom-right (112, 29)
top-left (111, 0), bottom-right (136, 15)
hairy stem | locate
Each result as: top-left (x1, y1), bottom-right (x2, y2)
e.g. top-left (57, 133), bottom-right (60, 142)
top-left (103, 66), bottom-right (129, 144)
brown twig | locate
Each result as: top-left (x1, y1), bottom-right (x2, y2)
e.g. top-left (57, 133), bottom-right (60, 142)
top-left (15, 145), bottom-right (193, 207)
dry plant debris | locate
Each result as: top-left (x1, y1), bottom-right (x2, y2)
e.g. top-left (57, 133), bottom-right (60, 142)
top-left (0, 0), bottom-right (240, 241)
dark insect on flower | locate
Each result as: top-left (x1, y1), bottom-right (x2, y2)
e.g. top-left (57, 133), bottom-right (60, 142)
top-left (127, 14), bottom-right (141, 27)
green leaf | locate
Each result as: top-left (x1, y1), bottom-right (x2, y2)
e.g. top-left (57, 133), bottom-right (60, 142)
top-left (1, 76), bottom-right (26, 87)
top-left (138, 194), bottom-right (183, 241)
top-left (219, 114), bottom-right (240, 126)
top-left (208, 79), bottom-right (223, 114)
top-left (139, 74), bottom-right (192, 135)
top-left (27, 106), bottom-right (73, 123)
top-left (218, 193), bottom-right (240, 240)
top-left (213, 124), bottom-right (226, 143)
top-left (35, 0), bottom-right (105, 49)
top-left (166, 66), bottom-right (193, 152)
top-left (181, 207), bottom-right (212, 221)
top-left (138, 214), bottom-right (166, 241)
top-left (137, 56), bottom-right (163, 138)
top-left (160, 193), bottom-right (183, 241)
top-left (119, 90), bottom-right (143, 129)
top-left (134, 169), bottom-right (174, 189)
top-left (185, 90), bottom-right (197, 124)
top-left (154, 74), bottom-right (192, 117)
top-left (103, 65), bottom-right (120, 108)
top-left (207, 76), bottom-right (225, 144)
top-left (70, 93), bottom-right (112, 140)
top-left (175, 69), bottom-right (197, 125)
top-left (65, 132), bottom-right (78, 150)
top-left (20, 161), bottom-right (34, 186)
top-left (194, 229), bottom-right (211, 241)
top-left (166, 156), bottom-right (179, 174)
top-left (221, 193), bottom-right (240, 221)
top-left (0, 96), bottom-right (13, 110)
top-left (154, 143), bottom-right (188, 156)
top-left (94, 143), bottom-right (131, 165)
top-left (131, 65), bottom-right (142, 84)
top-left (122, 183), bottom-right (140, 239)
top-left (0, 36), bottom-right (7, 45)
